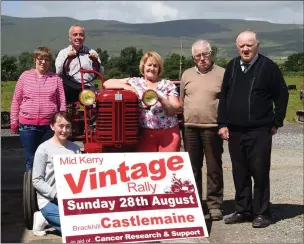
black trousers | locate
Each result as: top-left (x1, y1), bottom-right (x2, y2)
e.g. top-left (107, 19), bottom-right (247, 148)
top-left (63, 83), bottom-right (92, 104)
top-left (183, 127), bottom-right (224, 210)
top-left (228, 127), bottom-right (272, 216)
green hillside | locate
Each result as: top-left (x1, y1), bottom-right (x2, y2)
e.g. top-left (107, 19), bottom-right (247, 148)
top-left (1, 15), bottom-right (303, 58)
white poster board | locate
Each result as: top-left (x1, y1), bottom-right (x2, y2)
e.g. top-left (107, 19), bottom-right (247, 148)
top-left (53, 152), bottom-right (208, 243)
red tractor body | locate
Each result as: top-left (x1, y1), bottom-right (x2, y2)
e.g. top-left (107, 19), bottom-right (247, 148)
top-left (69, 68), bottom-right (142, 153)
top-left (84, 89), bottom-right (140, 153)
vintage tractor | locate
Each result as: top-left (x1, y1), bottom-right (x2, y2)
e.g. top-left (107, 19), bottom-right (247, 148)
top-left (164, 173), bottom-right (195, 194)
top-left (295, 82), bottom-right (304, 124)
top-left (23, 52), bottom-right (161, 230)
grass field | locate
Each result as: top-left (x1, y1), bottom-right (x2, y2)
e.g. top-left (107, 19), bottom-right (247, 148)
top-left (1, 75), bottom-right (303, 123)
top-left (283, 76), bottom-right (304, 122)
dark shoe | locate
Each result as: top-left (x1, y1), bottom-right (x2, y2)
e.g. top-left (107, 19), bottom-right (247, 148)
top-left (209, 209), bottom-right (223, 221)
top-left (204, 213), bottom-right (211, 220)
top-left (224, 212), bottom-right (253, 224)
top-left (252, 215), bottom-right (272, 228)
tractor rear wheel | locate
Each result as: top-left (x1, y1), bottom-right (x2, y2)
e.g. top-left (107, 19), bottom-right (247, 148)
top-left (23, 170), bottom-right (39, 230)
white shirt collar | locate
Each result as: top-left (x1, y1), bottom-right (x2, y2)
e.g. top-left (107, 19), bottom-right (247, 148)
top-left (240, 54), bottom-right (259, 72)
top-left (68, 45), bottom-right (86, 52)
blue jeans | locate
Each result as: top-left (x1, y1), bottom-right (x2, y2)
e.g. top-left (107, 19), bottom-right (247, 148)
top-left (19, 124), bottom-right (53, 172)
top-left (41, 200), bottom-right (61, 233)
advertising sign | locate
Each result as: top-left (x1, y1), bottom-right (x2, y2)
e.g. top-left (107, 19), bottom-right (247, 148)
top-left (53, 152), bottom-right (208, 243)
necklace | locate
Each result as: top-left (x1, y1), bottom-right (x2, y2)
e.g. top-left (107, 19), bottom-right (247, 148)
top-left (145, 79), bottom-right (159, 90)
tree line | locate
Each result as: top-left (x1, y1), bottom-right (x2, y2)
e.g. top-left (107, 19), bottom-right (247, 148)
top-left (1, 46), bottom-right (303, 81)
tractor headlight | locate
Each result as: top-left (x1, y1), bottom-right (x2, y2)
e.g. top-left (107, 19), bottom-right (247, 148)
top-left (79, 89), bottom-right (96, 106)
top-left (142, 89), bottom-right (158, 106)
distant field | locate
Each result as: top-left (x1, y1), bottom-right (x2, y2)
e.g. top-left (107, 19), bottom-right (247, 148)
top-left (1, 75), bottom-right (303, 122)
top-left (269, 56), bottom-right (288, 65)
top-left (284, 76), bottom-right (303, 122)
top-left (1, 81), bottom-right (16, 113)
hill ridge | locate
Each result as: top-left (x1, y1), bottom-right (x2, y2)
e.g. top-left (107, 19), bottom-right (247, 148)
top-left (2, 15), bottom-right (303, 57)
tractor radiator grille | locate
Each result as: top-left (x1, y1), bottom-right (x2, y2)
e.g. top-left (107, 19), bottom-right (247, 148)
top-left (96, 101), bottom-right (139, 144)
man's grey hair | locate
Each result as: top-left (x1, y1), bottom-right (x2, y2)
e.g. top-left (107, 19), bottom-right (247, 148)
top-left (191, 40), bottom-right (212, 55)
top-left (68, 24), bottom-right (85, 36)
top-left (236, 29), bottom-right (259, 44)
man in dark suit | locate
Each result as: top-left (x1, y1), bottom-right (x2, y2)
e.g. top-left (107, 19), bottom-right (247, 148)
top-left (218, 30), bottom-right (289, 228)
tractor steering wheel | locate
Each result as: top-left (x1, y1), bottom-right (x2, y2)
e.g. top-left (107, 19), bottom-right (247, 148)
top-left (62, 51), bottom-right (100, 85)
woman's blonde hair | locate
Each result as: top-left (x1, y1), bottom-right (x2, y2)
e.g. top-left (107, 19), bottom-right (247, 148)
top-left (139, 51), bottom-right (163, 76)
top-left (33, 46), bottom-right (53, 61)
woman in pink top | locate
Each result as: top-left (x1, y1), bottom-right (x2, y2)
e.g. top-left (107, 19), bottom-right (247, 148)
top-left (10, 47), bottom-right (66, 172)
top-left (104, 51), bottom-right (181, 152)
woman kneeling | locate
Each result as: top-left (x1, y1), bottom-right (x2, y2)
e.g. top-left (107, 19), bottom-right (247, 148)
top-left (32, 111), bottom-right (81, 235)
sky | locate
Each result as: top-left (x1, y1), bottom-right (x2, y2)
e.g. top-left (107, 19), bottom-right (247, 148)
top-left (1, 1), bottom-right (303, 24)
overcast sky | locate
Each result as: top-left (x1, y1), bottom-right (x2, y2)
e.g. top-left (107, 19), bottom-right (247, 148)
top-left (2, 1), bottom-right (303, 24)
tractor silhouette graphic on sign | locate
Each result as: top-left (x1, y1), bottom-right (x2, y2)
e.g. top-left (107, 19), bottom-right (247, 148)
top-left (164, 173), bottom-right (195, 194)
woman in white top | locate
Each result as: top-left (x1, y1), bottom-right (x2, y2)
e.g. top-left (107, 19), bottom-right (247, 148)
top-left (32, 111), bottom-right (81, 236)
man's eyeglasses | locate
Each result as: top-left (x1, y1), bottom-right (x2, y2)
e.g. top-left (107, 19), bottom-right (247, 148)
top-left (193, 51), bottom-right (212, 60)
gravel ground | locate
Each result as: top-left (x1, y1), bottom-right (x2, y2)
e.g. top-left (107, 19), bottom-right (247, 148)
top-left (1, 123), bottom-right (303, 243)
top-left (207, 123), bottom-right (304, 244)
top-left (1, 128), bottom-right (19, 137)
top-left (272, 123), bottom-right (303, 149)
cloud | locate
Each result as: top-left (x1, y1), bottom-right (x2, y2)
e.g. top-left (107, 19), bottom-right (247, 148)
top-left (135, 2), bottom-right (179, 23)
top-left (2, 1), bottom-right (303, 24)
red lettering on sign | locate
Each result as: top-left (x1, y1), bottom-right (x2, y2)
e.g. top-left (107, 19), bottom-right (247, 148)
top-left (64, 155), bottom-right (184, 194)
top-left (64, 169), bottom-right (88, 194)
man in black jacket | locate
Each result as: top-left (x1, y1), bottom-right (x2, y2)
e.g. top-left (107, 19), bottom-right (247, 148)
top-left (218, 30), bottom-right (289, 228)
